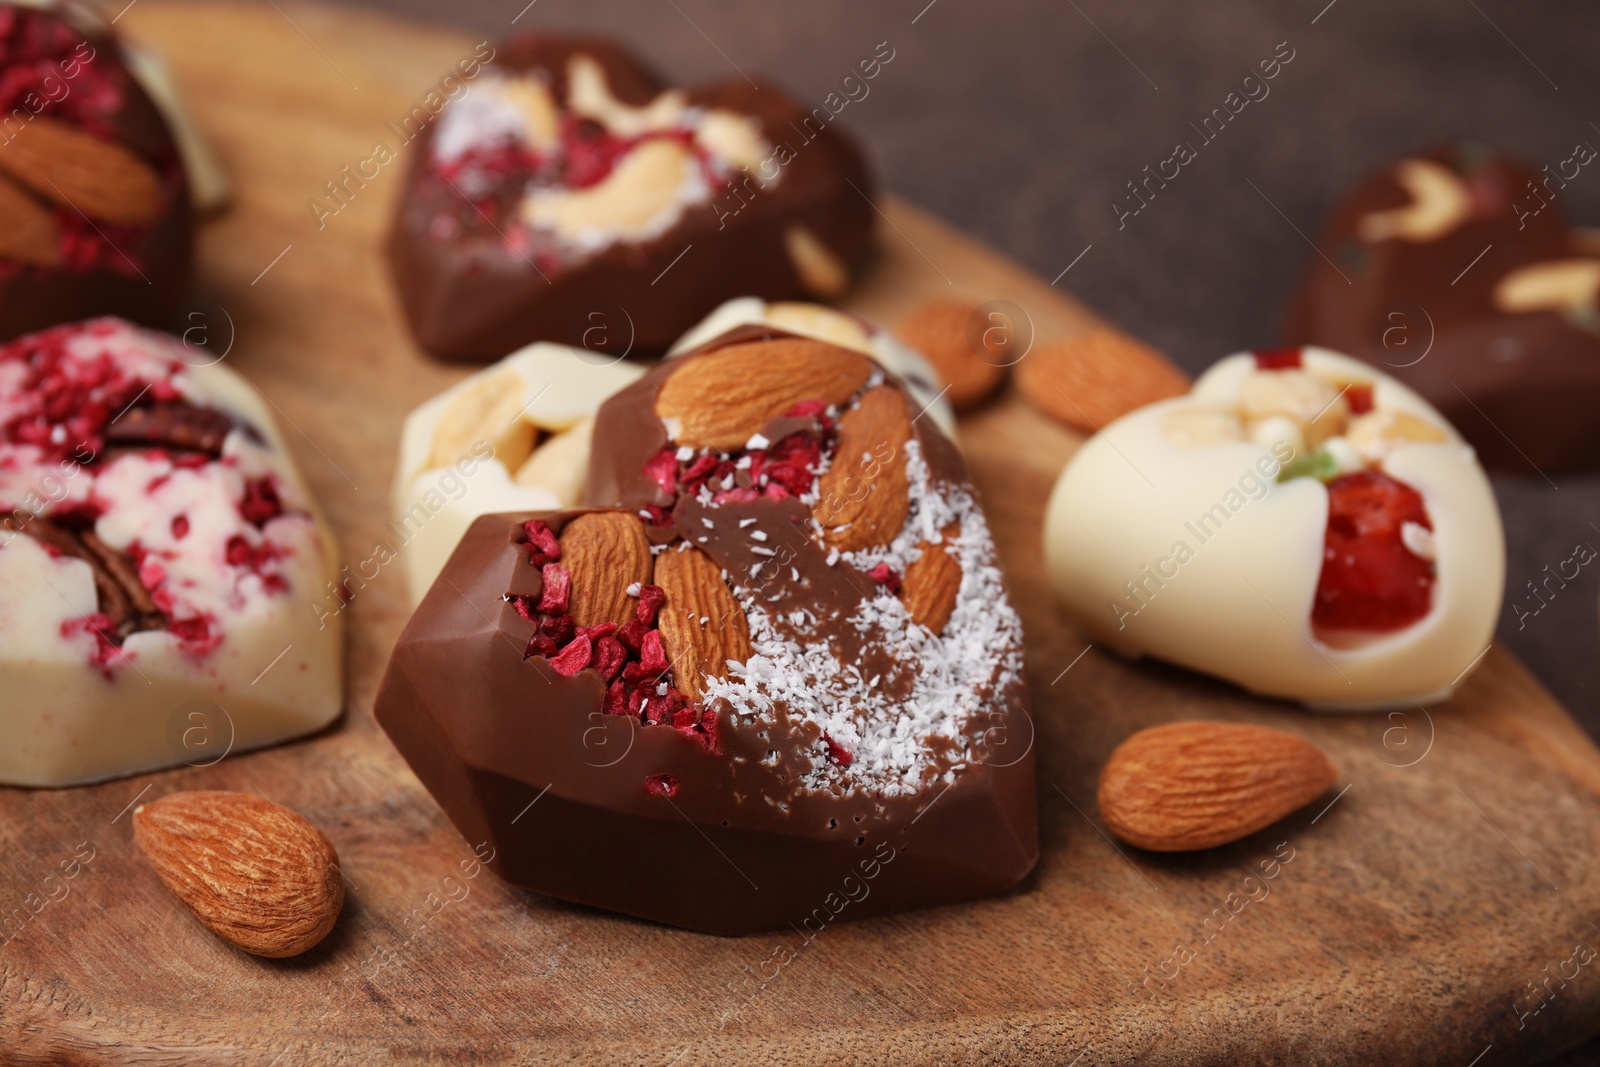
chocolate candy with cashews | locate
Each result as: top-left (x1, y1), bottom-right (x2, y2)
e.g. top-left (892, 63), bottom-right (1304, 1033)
top-left (1044, 346), bottom-right (1504, 711)
top-left (0, 319), bottom-right (343, 787)
top-left (387, 34), bottom-right (875, 361)
top-left (1284, 142), bottom-right (1600, 472)
top-left (0, 0), bottom-right (194, 340)
top-left (375, 334), bottom-right (1036, 934)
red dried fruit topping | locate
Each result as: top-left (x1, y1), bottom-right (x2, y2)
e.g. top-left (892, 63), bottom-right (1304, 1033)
top-left (644, 449), bottom-right (679, 495)
top-left (239, 477), bottom-right (282, 527)
top-left (1313, 470), bottom-right (1435, 634)
top-left (867, 562), bottom-right (901, 594)
top-left (1346, 382), bottom-right (1375, 416)
top-left (522, 519), bottom-right (561, 565)
top-left (170, 514), bottom-right (189, 540)
top-left (636, 583), bottom-right (665, 625)
top-left (1254, 348), bottom-right (1303, 371)
top-left (644, 773), bottom-right (679, 798)
top-left (547, 633), bottom-right (593, 677)
top-left (538, 563), bottom-right (571, 614)
top-left (823, 734), bottom-right (854, 768)
top-left (640, 628), bottom-right (668, 674)
top-left (595, 635), bottom-right (627, 681)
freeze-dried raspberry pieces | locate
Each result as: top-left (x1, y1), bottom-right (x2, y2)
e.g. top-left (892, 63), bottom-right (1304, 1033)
top-left (1313, 470), bottom-right (1435, 634)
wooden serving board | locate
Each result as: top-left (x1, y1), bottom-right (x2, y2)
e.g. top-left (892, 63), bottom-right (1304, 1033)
top-left (4, 3), bottom-right (1600, 1063)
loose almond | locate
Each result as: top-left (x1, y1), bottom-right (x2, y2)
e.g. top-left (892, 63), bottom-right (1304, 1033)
top-left (0, 117), bottom-right (162, 225)
top-left (560, 511), bottom-right (652, 627)
top-left (655, 338), bottom-right (874, 452)
top-left (133, 790), bottom-right (344, 958)
top-left (0, 175), bottom-right (58, 266)
top-left (813, 385), bottom-right (912, 551)
top-left (896, 299), bottom-right (1006, 410)
top-left (1016, 329), bottom-right (1189, 433)
top-left (1097, 721), bottom-right (1337, 852)
top-left (429, 368), bottom-right (538, 472)
top-left (654, 544), bottom-right (752, 702)
top-left (901, 521), bottom-right (961, 634)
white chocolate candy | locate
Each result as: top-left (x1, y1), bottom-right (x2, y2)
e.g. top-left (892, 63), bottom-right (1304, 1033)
top-left (667, 298), bottom-right (958, 438)
top-left (0, 320), bottom-right (341, 786)
top-left (394, 344), bottom-right (645, 605)
top-left (1043, 347), bottom-right (1504, 710)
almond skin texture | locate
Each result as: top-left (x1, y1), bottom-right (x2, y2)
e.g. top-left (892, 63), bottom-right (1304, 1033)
top-left (813, 385), bottom-right (912, 551)
top-left (896, 299), bottom-right (1006, 410)
top-left (1016, 329), bottom-right (1189, 433)
top-left (654, 339), bottom-right (874, 452)
top-left (133, 791), bottom-right (344, 958)
top-left (0, 117), bottom-right (162, 225)
top-left (0, 175), bottom-right (58, 266)
top-left (560, 511), bottom-right (652, 627)
top-left (1097, 722), bottom-right (1337, 852)
top-left (654, 544), bottom-right (752, 702)
top-left (901, 521), bottom-right (961, 634)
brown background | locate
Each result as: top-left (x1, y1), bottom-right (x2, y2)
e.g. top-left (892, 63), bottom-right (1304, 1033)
top-left (331, 0), bottom-right (1600, 741)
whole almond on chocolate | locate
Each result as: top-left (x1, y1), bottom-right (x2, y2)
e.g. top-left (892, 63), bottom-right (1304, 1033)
top-left (896, 299), bottom-right (1006, 410)
top-left (133, 791), bottom-right (344, 958)
top-left (654, 543), bottom-right (752, 702)
top-left (0, 116), bottom-right (162, 226)
top-left (813, 385), bottom-right (912, 551)
top-left (901, 521), bottom-right (962, 634)
top-left (0, 175), bottom-right (58, 266)
top-left (1016, 329), bottom-right (1189, 432)
top-left (1097, 722), bottom-right (1337, 852)
top-left (654, 338), bottom-right (873, 451)
top-left (560, 511), bottom-right (652, 627)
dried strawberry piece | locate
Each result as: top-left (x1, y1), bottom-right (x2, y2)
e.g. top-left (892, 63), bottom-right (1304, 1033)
top-left (823, 734), bottom-right (854, 767)
top-left (1312, 470), bottom-right (1435, 633)
top-left (672, 704), bottom-right (698, 732)
top-left (711, 486), bottom-right (759, 505)
top-left (509, 596), bottom-right (539, 622)
top-left (595, 636), bottom-right (627, 682)
top-left (644, 773), bottom-right (679, 798)
top-left (1346, 382), bottom-right (1375, 415)
top-left (239, 478), bottom-right (282, 527)
top-left (762, 433), bottom-right (823, 496)
top-left (522, 519), bottom-right (561, 565)
top-left (1253, 348), bottom-right (1303, 370)
top-left (636, 584), bottom-right (666, 626)
top-left (785, 399), bottom-right (830, 423)
top-left (641, 504), bottom-right (673, 527)
top-left (224, 535), bottom-right (251, 567)
top-left (680, 453), bottom-right (720, 489)
top-left (639, 629), bottom-right (669, 674)
top-left (561, 115), bottom-right (632, 189)
top-left (622, 660), bottom-right (655, 687)
top-left (548, 633), bottom-right (593, 676)
top-left (170, 515), bottom-right (189, 540)
top-left (603, 679), bottom-right (629, 716)
top-left (616, 618), bottom-right (648, 655)
top-left (580, 621), bottom-right (618, 640)
top-left (644, 449), bottom-right (679, 495)
top-left (526, 632), bottom-right (559, 659)
top-left (540, 613), bottom-right (575, 645)
top-left (169, 615), bottom-right (212, 644)
top-left (867, 563), bottom-right (901, 594)
top-left (762, 483), bottom-right (792, 500)
top-left (642, 689), bottom-right (675, 725)
top-left (538, 563), bottom-right (571, 614)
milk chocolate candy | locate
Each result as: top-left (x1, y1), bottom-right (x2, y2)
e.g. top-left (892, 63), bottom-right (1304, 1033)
top-left (0, 1), bottom-right (193, 340)
top-left (387, 34), bottom-right (875, 362)
top-left (1284, 142), bottom-right (1600, 472)
top-left (376, 334), bottom-right (1038, 934)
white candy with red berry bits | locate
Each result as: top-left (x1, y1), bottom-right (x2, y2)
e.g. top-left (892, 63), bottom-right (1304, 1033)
top-left (667, 298), bottom-right (956, 438)
top-left (393, 342), bottom-right (645, 606)
top-left (0, 319), bottom-right (342, 787)
top-left (1043, 346), bottom-right (1504, 710)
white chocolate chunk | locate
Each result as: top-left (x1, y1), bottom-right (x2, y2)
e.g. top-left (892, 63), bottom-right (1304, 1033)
top-left (1492, 259), bottom-right (1600, 315)
top-left (523, 138), bottom-right (700, 246)
top-left (1357, 159), bottom-right (1471, 243)
top-left (395, 344), bottom-right (644, 605)
top-left (1162, 406), bottom-right (1245, 448)
top-left (567, 54), bottom-right (687, 137)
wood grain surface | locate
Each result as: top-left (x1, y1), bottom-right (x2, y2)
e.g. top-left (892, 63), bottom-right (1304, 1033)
top-left (3, 3), bottom-right (1600, 1064)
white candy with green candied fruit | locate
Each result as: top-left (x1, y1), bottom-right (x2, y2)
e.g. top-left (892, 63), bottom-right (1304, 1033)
top-left (1043, 346), bottom-right (1503, 710)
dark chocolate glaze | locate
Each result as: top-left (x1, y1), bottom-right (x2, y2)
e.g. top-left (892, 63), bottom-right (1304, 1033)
top-left (1283, 143), bottom-right (1600, 472)
top-left (0, 2), bottom-right (193, 341)
top-left (386, 34), bottom-right (875, 362)
top-left (375, 339), bottom-right (1038, 935)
